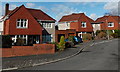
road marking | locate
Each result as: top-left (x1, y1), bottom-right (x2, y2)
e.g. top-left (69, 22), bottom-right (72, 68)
top-left (2, 67), bottom-right (18, 71)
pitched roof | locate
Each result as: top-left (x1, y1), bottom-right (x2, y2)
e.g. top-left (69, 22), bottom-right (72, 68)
top-left (112, 16), bottom-right (120, 22)
top-left (59, 13), bottom-right (94, 22)
top-left (96, 15), bottom-right (120, 22)
top-left (2, 5), bottom-right (56, 21)
top-left (59, 13), bottom-right (84, 22)
top-left (27, 8), bottom-right (56, 21)
top-left (85, 16), bottom-right (94, 23)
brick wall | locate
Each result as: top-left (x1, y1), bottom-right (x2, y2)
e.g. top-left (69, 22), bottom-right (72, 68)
top-left (0, 44), bottom-right (55, 57)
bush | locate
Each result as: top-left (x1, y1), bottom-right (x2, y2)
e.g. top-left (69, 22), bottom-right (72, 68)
top-left (96, 30), bottom-right (101, 36)
top-left (96, 30), bottom-right (106, 36)
top-left (16, 38), bottom-right (24, 46)
top-left (65, 41), bottom-right (74, 48)
top-left (108, 30), bottom-right (113, 35)
top-left (57, 36), bottom-right (65, 51)
top-left (68, 36), bottom-right (74, 42)
top-left (2, 35), bottom-right (12, 48)
top-left (111, 33), bottom-right (118, 38)
top-left (82, 34), bottom-right (92, 40)
top-left (97, 32), bottom-right (107, 39)
top-left (114, 30), bottom-right (120, 37)
top-left (50, 42), bottom-right (58, 51)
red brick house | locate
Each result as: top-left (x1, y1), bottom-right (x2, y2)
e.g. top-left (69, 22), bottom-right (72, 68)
top-left (95, 15), bottom-right (120, 32)
top-left (58, 13), bottom-right (94, 38)
top-left (2, 3), bottom-right (56, 45)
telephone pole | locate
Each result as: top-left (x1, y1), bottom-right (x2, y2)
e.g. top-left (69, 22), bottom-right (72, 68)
top-left (105, 18), bottom-right (110, 40)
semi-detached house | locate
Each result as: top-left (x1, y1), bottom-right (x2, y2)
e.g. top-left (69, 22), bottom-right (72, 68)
top-left (58, 13), bottom-right (94, 38)
top-left (2, 3), bottom-right (56, 45)
top-left (95, 15), bottom-right (120, 32)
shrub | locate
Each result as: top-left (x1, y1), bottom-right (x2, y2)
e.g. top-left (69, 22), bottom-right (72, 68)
top-left (96, 30), bottom-right (101, 36)
top-left (57, 36), bottom-right (65, 51)
top-left (16, 38), bottom-right (24, 46)
top-left (82, 34), bottom-right (92, 40)
top-left (68, 36), bottom-right (74, 43)
top-left (65, 41), bottom-right (74, 48)
top-left (111, 33), bottom-right (118, 38)
top-left (97, 32), bottom-right (107, 39)
top-left (95, 30), bottom-right (106, 36)
top-left (114, 30), bottom-right (120, 37)
top-left (50, 42), bottom-right (58, 51)
top-left (2, 35), bottom-right (12, 48)
top-left (108, 30), bottom-right (113, 35)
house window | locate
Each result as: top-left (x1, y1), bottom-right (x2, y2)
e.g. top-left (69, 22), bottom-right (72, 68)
top-left (108, 22), bottom-right (114, 27)
top-left (12, 35), bottom-right (28, 45)
top-left (66, 22), bottom-right (70, 26)
top-left (42, 34), bottom-right (52, 43)
top-left (81, 22), bottom-right (87, 28)
top-left (17, 19), bottom-right (28, 28)
top-left (42, 23), bottom-right (52, 28)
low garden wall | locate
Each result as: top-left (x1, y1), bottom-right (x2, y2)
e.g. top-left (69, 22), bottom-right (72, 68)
top-left (0, 44), bottom-right (55, 57)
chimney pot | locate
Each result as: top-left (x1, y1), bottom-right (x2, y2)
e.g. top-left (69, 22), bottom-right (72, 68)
top-left (5, 3), bottom-right (9, 15)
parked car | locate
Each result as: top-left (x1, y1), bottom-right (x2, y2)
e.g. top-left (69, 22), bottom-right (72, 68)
top-left (65, 38), bottom-right (74, 48)
top-left (64, 36), bottom-right (83, 48)
top-left (76, 36), bottom-right (83, 43)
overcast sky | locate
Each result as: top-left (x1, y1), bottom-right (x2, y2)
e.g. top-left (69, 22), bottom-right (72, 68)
top-left (0, 2), bottom-right (119, 21)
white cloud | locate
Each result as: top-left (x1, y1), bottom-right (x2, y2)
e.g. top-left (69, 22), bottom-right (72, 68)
top-left (37, 6), bottom-right (49, 12)
top-left (26, 3), bottom-right (35, 8)
top-left (104, 2), bottom-right (119, 15)
top-left (89, 13), bottom-right (98, 20)
top-left (1, 4), bottom-right (17, 16)
top-left (51, 4), bottom-right (83, 21)
top-left (89, 13), bottom-right (103, 20)
top-left (9, 4), bottom-right (17, 10)
top-left (104, 2), bottom-right (118, 10)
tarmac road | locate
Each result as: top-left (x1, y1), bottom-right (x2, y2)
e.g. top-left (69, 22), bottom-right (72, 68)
top-left (20, 39), bottom-right (119, 70)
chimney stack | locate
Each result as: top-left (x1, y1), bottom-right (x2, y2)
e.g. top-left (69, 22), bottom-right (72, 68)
top-left (5, 3), bottom-right (9, 15)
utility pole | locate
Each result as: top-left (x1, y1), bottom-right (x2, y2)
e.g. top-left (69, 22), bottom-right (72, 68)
top-left (105, 18), bottom-right (110, 40)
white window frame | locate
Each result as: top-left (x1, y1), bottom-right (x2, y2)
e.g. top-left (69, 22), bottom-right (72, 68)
top-left (12, 35), bottom-right (28, 45)
top-left (43, 23), bottom-right (52, 28)
top-left (108, 22), bottom-right (114, 27)
top-left (17, 19), bottom-right (28, 28)
top-left (81, 22), bottom-right (87, 28)
top-left (66, 22), bottom-right (70, 27)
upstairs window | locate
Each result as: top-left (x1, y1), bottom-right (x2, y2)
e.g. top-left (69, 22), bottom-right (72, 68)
top-left (108, 22), bottom-right (114, 27)
top-left (17, 19), bottom-right (28, 28)
top-left (66, 22), bottom-right (70, 27)
top-left (81, 22), bottom-right (87, 28)
top-left (42, 23), bottom-right (52, 28)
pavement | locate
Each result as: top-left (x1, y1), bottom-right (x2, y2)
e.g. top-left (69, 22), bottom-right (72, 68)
top-left (2, 40), bottom-right (94, 71)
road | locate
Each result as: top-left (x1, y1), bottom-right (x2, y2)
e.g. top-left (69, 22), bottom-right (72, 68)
top-left (20, 39), bottom-right (119, 70)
